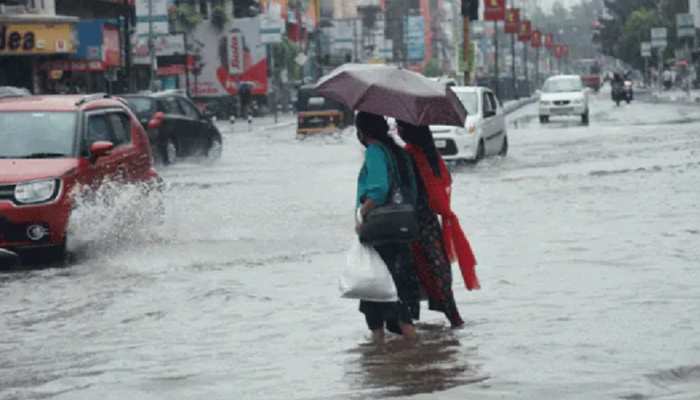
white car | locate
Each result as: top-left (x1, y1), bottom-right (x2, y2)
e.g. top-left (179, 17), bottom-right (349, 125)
top-left (430, 86), bottom-right (508, 162)
top-left (538, 75), bottom-right (590, 124)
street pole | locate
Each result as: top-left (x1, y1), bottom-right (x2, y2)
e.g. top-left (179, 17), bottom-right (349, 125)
top-left (148, 0), bottom-right (157, 91)
top-left (494, 20), bottom-right (499, 99)
top-left (535, 46), bottom-right (539, 88)
top-left (643, 56), bottom-right (648, 86)
top-left (183, 33), bottom-right (190, 97)
top-left (463, 16), bottom-right (471, 84)
top-left (123, 0), bottom-right (132, 93)
top-left (511, 27), bottom-right (517, 98)
top-left (523, 41), bottom-right (529, 94)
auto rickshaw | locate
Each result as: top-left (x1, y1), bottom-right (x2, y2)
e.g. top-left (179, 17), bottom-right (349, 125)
top-left (295, 84), bottom-right (352, 137)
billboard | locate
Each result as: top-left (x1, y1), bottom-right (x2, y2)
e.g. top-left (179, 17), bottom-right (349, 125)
top-left (405, 15), bottom-right (425, 61)
top-left (504, 8), bottom-right (520, 34)
top-left (189, 17), bottom-right (268, 97)
top-left (135, 0), bottom-right (170, 35)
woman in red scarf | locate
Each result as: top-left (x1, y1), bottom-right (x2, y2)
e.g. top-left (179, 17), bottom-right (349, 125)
top-left (396, 120), bottom-right (480, 327)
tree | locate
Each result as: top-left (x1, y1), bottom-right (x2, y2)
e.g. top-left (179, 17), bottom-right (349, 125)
top-left (424, 58), bottom-right (444, 77)
top-left (619, 8), bottom-right (662, 70)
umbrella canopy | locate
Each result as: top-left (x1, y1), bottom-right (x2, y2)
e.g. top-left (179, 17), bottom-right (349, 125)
top-left (315, 64), bottom-right (467, 127)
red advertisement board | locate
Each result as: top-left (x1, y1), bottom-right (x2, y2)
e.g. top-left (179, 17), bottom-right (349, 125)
top-left (544, 33), bottom-right (554, 49)
top-left (531, 30), bottom-right (542, 48)
top-left (554, 44), bottom-right (566, 58)
top-left (484, 0), bottom-right (506, 21)
top-left (504, 8), bottom-right (520, 34)
top-left (518, 20), bottom-right (531, 42)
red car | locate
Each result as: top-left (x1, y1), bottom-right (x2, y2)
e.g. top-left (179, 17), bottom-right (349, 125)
top-left (0, 93), bottom-right (160, 265)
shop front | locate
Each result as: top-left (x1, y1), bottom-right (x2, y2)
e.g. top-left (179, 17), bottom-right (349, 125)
top-left (40, 20), bottom-right (122, 94)
top-left (0, 16), bottom-right (78, 93)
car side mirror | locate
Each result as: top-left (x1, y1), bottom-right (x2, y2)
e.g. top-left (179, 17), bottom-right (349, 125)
top-left (203, 110), bottom-right (215, 120)
top-left (89, 141), bottom-right (114, 162)
top-left (148, 111), bottom-right (165, 130)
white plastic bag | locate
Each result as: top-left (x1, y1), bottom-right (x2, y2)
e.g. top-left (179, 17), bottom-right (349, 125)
top-left (339, 240), bottom-right (398, 302)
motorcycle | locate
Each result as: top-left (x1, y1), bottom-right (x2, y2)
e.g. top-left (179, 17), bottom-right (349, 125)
top-left (611, 81), bottom-right (625, 106)
top-left (623, 80), bottom-right (634, 103)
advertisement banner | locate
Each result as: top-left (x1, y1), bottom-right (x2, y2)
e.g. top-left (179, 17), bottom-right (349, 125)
top-left (531, 30), bottom-right (542, 48)
top-left (0, 22), bottom-right (76, 55)
top-left (190, 17), bottom-right (268, 97)
top-left (102, 25), bottom-right (121, 67)
top-left (132, 34), bottom-right (185, 65)
top-left (260, 0), bottom-right (288, 20)
top-left (135, 0), bottom-right (170, 35)
top-left (405, 15), bottom-right (425, 61)
top-left (504, 8), bottom-right (520, 34)
top-left (228, 30), bottom-right (245, 75)
top-left (517, 20), bottom-right (531, 42)
top-left (483, 0), bottom-right (506, 21)
top-left (554, 44), bottom-right (565, 58)
top-left (544, 33), bottom-right (554, 49)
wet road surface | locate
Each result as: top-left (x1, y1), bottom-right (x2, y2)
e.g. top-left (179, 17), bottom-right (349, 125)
top-left (1, 93), bottom-right (699, 399)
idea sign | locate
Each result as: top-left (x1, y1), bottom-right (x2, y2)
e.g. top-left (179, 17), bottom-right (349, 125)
top-left (504, 8), bottom-right (520, 34)
top-left (483, 0), bottom-right (506, 21)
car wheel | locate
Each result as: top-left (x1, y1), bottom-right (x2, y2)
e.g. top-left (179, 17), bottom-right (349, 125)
top-left (163, 138), bottom-right (177, 165)
top-left (475, 140), bottom-right (485, 161)
top-left (207, 136), bottom-right (223, 161)
top-left (582, 111), bottom-right (590, 125)
top-left (539, 115), bottom-right (549, 123)
top-left (499, 135), bottom-right (508, 156)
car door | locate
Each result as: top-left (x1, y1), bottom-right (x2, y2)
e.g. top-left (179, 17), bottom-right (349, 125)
top-left (82, 110), bottom-right (129, 186)
top-left (106, 110), bottom-right (147, 182)
top-left (480, 90), bottom-right (499, 155)
top-left (176, 97), bottom-right (211, 154)
top-left (158, 96), bottom-right (191, 157)
top-left (489, 91), bottom-right (508, 153)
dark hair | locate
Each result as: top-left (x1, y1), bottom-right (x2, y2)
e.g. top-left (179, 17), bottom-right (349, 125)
top-left (397, 120), bottom-right (441, 177)
top-left (355, 111), bottom-right (412, 185)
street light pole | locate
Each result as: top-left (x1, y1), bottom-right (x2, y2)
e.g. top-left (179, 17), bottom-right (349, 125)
top-left (148, 0), bottom-right (157, 91)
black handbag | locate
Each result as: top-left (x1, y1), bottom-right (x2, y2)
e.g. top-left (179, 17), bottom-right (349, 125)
top-left (359, 146), bottom-right (419, 245)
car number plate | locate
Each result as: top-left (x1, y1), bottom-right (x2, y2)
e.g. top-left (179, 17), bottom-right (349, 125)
top-left (552, 107), bottom-right (573, 114)
top-left (434, 140), bottom-right (447, 148)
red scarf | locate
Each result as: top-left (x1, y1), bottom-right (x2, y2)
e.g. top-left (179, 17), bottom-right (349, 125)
top-left (406, 145), bottom-right (480, 290)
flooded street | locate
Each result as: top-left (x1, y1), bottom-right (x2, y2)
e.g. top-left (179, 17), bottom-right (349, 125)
top-left (1, 93), bottom-right (699, 399)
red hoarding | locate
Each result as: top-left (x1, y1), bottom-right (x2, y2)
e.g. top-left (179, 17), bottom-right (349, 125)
top-left (504, 8), bottom-right (520, 34)
top-left (518, 20), bottom-right (531, 42)
top-left (484, 0), bottom-right (506, 21)
top-left (531, 30), bottom-right (542, 48)
top-left (544, 33), bottom-right (554, 49)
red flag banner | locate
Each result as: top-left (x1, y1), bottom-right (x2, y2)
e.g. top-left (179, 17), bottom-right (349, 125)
top-left (504, 8), bottom-right (520, 34)
top-left (531, 30), bottom-right (542, 48)
top-left (554, 44), bottom-right (565, 58)
top-left (562, 45), bottom-right (570, 57)
top-left (544, 33), bottom-right (554, 49)
top-left (484, 0), bottom-right (506, 21)
top-left (518, 20), bottom-right (531, 42)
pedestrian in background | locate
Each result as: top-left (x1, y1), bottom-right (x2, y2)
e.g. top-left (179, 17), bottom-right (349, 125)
top-left (354, 111), bottom-right (421, 341)
top-left (396, 120), bottom-right (480, 327)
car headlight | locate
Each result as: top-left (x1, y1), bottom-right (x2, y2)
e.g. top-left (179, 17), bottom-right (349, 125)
top-left (14, 179), bottom-right (59, 204)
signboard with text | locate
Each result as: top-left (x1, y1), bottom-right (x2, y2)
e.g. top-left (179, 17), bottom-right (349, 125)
top-left (531, 30), bottom-right (542, 48)
top-left (517, 20), bottom-right (531, 42)
top-left (651, 27), bottom-right (668, 48)
top-left (135, 0), bottom-right (170, 35)
top-left (544, 33), bottom-right (554, 49)
top-left (0, 22), bottom-right (75, 55)
top-left (641, 42), bottom-right (652, 57)
top-left (504, 8), bottom-right (520, 34)
top-left (676, 13), bottom-right (695, 38)
top-left (483, 0), bottom-right (506, 21)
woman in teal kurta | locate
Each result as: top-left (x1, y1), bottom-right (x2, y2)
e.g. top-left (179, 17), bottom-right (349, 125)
top-left (354, 111), bottom-right (420, 341)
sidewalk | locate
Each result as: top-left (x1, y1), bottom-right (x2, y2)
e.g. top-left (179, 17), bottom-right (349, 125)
top-left (646, 88), bottom-right (700, 104)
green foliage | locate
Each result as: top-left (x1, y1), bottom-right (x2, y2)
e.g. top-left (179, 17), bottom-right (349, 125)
top-left (271, 38), bottom-right (303, 82)
top-left (619, 8), bottom-right (662, 69)
top-left (173, 3), bottom-right (203, 33)
top-left (211, 5), bottom-right (229, 32)
top-left (424, 58), bottom-right (444, 77)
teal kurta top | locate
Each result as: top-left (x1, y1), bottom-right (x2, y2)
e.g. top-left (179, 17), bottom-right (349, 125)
top-left (356, 143), bottom-right (390, 208)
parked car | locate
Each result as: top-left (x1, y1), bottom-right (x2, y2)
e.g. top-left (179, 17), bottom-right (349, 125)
top-left (430, 86), bottom-right (508, 162)
top-left (538, 75), bottom-right (590, 124)
top-left (0, 93), bottom-right (161, 264)
top-left (123, 90), bottom-right (223, 165)
top-left (295, 84), bottom-right (353, 137)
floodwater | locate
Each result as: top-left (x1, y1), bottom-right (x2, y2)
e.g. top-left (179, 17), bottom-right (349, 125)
top-left (1, 93), bottom-right (699, 399)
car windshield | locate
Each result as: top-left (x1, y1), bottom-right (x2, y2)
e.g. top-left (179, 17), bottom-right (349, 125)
top-left (543, 78), bottom-right (583, 93)
top-left (0, 112), bottom-right (77, 158)
top-left (125, 97), bottom-right (154, 114)
top-left (456, 92), bottom-right (478, 114)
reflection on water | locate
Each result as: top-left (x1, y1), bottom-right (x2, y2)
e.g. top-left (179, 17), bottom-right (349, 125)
top-left (345, 323), bottom-right (488, 398)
